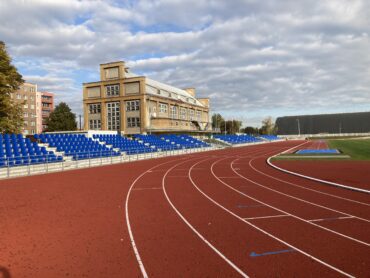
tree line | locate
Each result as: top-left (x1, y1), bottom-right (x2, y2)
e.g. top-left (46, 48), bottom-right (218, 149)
top-left (212, 113), bottom-right (277, 135)
top-left (0, 41), bottom-right (77, 133)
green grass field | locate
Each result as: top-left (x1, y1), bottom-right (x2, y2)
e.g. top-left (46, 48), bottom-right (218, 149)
top-left (328, 139), bottom-right (370, 160)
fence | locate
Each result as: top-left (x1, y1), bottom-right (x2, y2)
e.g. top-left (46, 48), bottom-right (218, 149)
top-left (0, 146), bottom-right (216, 179)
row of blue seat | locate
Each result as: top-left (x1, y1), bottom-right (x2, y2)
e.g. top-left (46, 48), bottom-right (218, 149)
top-left (214, 135), bottom-right (262, 145)
top-left (1, 134), bottom-right (62, 167)
top-left (93, 134), bottom-right (156, 154)
top-left (35, 133), bottom-right (120, 160)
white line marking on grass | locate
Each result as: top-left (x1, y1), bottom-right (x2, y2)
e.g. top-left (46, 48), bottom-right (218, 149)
top-left (188, 158), bottom-right (355, 278)
top-left (162, 158), bottom-right (249, 278)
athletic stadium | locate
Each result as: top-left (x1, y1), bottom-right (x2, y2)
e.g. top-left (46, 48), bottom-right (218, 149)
top-left (1, 62), bottom-right (370, 277)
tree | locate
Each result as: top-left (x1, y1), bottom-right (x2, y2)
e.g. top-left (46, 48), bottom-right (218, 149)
top-left (225, 119), bottom-right (242, 134)
top-left (0, 41), bottom-right (24, 133)
top-left (243, 126), bottom-right (259, 135)
top-left (211, 113), bottom-right (224, 130)
top-left (260, 116), bottom-right (277, 135)
top-left (45, 102), bottom-right (77, 132)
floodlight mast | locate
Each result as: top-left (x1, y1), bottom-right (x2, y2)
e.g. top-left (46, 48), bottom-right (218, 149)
top-left (296, 118), bottom-right (300, 136)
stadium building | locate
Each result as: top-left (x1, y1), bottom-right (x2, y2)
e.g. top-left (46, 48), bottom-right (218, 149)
top-left (83, 61), bottom-right (211, 135)
top-left (276, 111), bottom-right (370, 135)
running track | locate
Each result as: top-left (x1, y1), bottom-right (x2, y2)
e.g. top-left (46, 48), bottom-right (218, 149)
top-left (0, 140), bottom-right (369, 277)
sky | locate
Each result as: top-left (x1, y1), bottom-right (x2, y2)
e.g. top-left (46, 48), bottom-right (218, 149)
top-left (1, 0), bottom-right (369, 127)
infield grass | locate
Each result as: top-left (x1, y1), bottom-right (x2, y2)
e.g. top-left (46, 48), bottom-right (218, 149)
top-left (328, 139), bottom-right (370, 160)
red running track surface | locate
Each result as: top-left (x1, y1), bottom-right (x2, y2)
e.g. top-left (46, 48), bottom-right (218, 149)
top-left (0, 140), bottom-right (369, 277)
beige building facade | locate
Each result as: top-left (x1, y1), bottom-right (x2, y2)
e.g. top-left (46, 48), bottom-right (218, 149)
top-left (83, 61), bottom-right (211, 135)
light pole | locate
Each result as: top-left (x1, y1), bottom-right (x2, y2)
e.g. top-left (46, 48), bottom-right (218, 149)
top-left (296, 118), bottom-right (300, 136)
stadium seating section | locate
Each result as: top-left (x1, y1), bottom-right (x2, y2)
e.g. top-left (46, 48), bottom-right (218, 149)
top-left (0, 134), bottom-right (62, 167)
top-left (214, 134), bottom-right (261, 145)
top-left (135, 134), bottom-right (209, 150)
top-left (35, 133), bottom-right (120, 160)
top-left (93, 134), bottom-right (155, 154)
top-left (1, 133), bottom-right (210, 167)
top-left (159, 134), bottom-right (209, 149)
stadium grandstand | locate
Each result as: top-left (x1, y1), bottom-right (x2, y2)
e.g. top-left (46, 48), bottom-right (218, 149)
top-left (83, 61), bottom-right (212, 135)
top-left (276, 111), bottom-right (370, 135)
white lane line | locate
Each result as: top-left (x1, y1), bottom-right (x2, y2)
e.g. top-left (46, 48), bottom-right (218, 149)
top-left (228, 159), bottom-right (370, 246)
top-left (219, 176), bottom-right (244, 179)
top-left (132, 187), bottom-right (162, 191)
top-left (245, 158), bottom-right (370, 223)
top-left (249, 156), bottom-right (370, 207)
top-left (244, 214), bottom-right (290, 220)
top-left (162, 158), bottom-right (249, 278)
top-left (267, 151), bottom-right (370, 195)
top-left (189, 158), bottom-right (355, 278)
top-left (309, 216), bottom-right (355, 222)
top-left (125, 157), bottom-right (188, 278)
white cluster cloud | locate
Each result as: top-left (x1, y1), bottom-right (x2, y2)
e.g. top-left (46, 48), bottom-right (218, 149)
top-left (1, 0), bottom-right (369, 126)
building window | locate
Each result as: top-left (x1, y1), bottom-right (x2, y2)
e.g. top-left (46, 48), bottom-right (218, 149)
top-left (23, 112), bottom-right (28, 118)
top-left (189, 109), bottom-right (195, 120)
top-left (24, 95), bottom-right (28, 100)
top-left (170, 105), bottom-right (177, 119)
top-left (24, 104), bottom-right (28, 108)
top-left (31, 121), bottom-right (35, 126)
top-left (31, 104), bottom-right (35, 109)
top-left (107, 102), bottom-right (120, 131)
top-left (89, 103), bottom-right (101, 114)
top-left (31, 129), bottom-right (35, 134)
top-left (127, 117), bottom-right (140, 128)
top-left (30, 96), bottom-right (34, 100)
top-left (180, 107), bottom-right (187, 120)
top-left (196, 111), bottom-right (201, 121)
top-left (126, 100), bottom-right (140, 111)
top-left (17, 94), bottom-right (21, 99)
top-left (106, 84), bottom-right (120, 97)
top-left (159, 103), bottom-right (168, 113)
top-left (89, 119), bottom-right (101, 130)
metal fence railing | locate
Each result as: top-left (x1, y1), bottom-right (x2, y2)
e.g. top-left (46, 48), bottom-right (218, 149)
top-left (0, 145), bottom-right (216, 179)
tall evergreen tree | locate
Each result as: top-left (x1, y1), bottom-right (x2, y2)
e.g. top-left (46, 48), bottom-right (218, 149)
top-left (45, 102), bottom-right (77, 132)
top-left (0, 41), bottom-right (24, 133)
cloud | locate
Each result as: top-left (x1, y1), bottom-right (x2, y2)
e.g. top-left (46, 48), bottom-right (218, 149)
top-left (1, 0), bottom-right (370, 127)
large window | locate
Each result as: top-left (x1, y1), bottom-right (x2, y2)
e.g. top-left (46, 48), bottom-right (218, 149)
top-left (106, 84), bottom-right (120, 97)
top-left (89, 119), bottom-right (101, 130)
top-left (107, 102), bottom-right (120, 130)
top-left (189, 109), bottom-right (195, 120)
top-left (127, 117), bottom-right (140, 128)
top-left (89, 103), bottom-right (101, 114)
top-left (170, 105), bottom-right (177, 119)
top-left (180, 107), bottom-right (187, 120)
top-left (159, 103), bottom-right (168, 113)
top-left (126, 100), bottom-right (140, 111)
top-left (196, 111), bottom-right (201, 121)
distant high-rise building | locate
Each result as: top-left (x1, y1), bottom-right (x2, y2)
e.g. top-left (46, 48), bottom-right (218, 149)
top-left (10, 83), bottom-right (55, 134)
top-left (10, 82), bottom-right (38, 135)
top-left (39, 92), bottom-right (55, 132)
